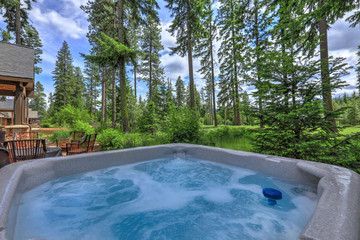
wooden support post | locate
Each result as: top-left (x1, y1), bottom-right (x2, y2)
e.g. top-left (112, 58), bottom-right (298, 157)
top-left (21, 87), bottom-right (26, 124)
top-left (14, 83), bottom-right (22, 125)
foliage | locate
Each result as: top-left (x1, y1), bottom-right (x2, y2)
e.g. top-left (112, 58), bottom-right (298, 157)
top-left (29, 81), bottom-right (47, 116)
top-left (47, 130), bottom-right (71, 143)
top-left (138, 101), bottom-right (159, 134)
top-left (97, 129), bottom-right (169, 151)
top-left (165, 105), bottom-right (200, 143)
top-left (52, 41), bottom-right (84, 113)
top-left (97, 128), bottom-right (122, 150)
top-left (72, 120), bottom-right (95, 134)
top-left (51, 106), bottom-right (91, 127)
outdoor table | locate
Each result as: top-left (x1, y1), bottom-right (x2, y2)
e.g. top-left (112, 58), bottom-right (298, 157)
top-left (45, 147), bottom-right (63, 158)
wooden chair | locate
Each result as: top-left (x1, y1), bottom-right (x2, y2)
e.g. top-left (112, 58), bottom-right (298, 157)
top-left (0, 144), bottom-right (9, 168)
top-left (14, 131), bottom-right (40, 140)
top-left (66, 133), bottom-right (97, 155)
top-left (3, 139), bottom-right (47, 163)
top-left (56, 131), bottom-right (86, 151)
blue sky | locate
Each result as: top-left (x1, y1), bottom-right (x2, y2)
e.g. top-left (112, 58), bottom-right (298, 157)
top-left (1, 0), bottom-right (359, 103)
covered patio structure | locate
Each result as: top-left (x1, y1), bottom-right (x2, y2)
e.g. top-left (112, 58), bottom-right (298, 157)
top-left (0, 42), bottom-right (35, 125)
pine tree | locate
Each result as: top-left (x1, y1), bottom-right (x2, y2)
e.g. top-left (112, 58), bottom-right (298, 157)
top-left (217, 0), bottom-right (249, 125)
top-left (246, 0), bottom-right (274, 128)
top-left (306, 0), bottom-right (354, 131)
top-left (29, 81), bottom-right (47, 117)
top-left (52, 41), bottom-right (76, 112)
top-left (194, 0), bottom-right (217, 126)
top-left (165, 0), bottom-right (202, 109)
top-left (175, 76), bottom-right (185, 107)
top-left (81, 0), bottom-right (117, 123)
top-left (72, 67), bottom-right (86, 109)
top-left (116, 0), bottom-right (159, 132)
top-left (84, 60), bottom-right (101, 119)
top-left (357, 46), bottom-right (360, 94)
top-left (138, 14), bottom-right (165, 101)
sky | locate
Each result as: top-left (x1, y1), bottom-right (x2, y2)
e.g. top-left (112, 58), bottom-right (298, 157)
top-left (0, 0), bottom-right (359, 103)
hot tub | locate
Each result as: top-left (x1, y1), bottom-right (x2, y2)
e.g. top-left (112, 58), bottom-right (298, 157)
top-left (0, 144), bottom-right (359, 240)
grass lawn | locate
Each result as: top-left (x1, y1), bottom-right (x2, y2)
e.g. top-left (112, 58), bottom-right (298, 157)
top-left (339, 126), bottom-right (360, 135)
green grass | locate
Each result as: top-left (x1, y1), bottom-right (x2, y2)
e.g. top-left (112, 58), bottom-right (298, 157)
top-left (339, 126), bottom-right (360, 135)
top-left (212, 136), bottom-right (253, 152)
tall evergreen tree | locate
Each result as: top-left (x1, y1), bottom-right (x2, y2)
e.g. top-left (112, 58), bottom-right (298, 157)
top-left (138, 14), bottom-right (165, 101)
top-left (217, 0), bottom-right (249, 125)
top-left (306, 0), bottom-right (354, 131)
top-left (29, 81), bottom-right (46, 116)
top-left (175, 76), bottom-right (185, 107)
top-left (82, 0), bottom-right (117, 123)
top-left (357, 46), bottom-right (360, 93)
top-left (72, 66), bottom-right (86, 108)
top-left (247, 0), bottom-right (273, 128)
top-left (52, 41), bottom-right (76, 112)
top-left (84, 60), bottom-right (101, 119)
top-left (194, 0), bottom-right (217, 126)
top-left (165, 0), bottom-right (202, 109)
top-left (115, 0), bottom-right (159, 132)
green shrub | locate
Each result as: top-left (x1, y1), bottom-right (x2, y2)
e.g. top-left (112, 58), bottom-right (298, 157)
top-left (52, 105), bottom-right (91, 127)
top-left (47, 130), bottom-right (71, 143)
top-left (97, 129), bottom-right (122, 150)
top-left (138, 101), bottom-right (159, 134)
top-left (166, 106), bottom-right (200, 143)
top-left (72, 120), bottom-right (95, 134)
top-left (41, 122), bottom-right (52, 128)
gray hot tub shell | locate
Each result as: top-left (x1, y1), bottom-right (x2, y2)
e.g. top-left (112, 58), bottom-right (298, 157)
top-left (0, 144), bottom-right (359, 240)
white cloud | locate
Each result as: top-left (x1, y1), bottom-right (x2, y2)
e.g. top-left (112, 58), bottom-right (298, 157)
top-left (30, 7), bottom-right (86, 39)
top-left (41, 52), bottom-right (57, 64)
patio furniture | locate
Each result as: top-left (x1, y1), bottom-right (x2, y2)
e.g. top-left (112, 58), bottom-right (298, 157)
top-left (66, 133), bottom-right (97, 155)
top-left (0, 130), bottom-right (5, 146)
top-left (0, 144), bottom-right (9, 168)
top-left (3, 139), bottom-right (47, 163)
top-left (45, 147), bottom-right (63, 158)
top-left (56, 131), bottom-right (86, 151)
top-left (14, 131), bottom-right (40, 140)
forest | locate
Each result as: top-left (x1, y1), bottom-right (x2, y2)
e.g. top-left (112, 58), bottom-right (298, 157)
top-left (1, 0), bottom-right (360, 173)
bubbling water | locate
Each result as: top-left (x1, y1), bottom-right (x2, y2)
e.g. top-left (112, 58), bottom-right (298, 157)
top-left (13, 158), bottom-right (318, 240)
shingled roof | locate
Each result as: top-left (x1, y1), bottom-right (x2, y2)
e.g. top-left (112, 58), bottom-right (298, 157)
top-left (0, 42), bottom-right (34, 80)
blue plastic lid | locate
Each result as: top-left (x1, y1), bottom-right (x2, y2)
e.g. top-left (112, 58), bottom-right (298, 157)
top-left (262, 188), bottom-right (282, 200)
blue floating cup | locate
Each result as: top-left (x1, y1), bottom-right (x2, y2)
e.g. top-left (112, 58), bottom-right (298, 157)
top-left (263, 188), bottom-right (282, 205)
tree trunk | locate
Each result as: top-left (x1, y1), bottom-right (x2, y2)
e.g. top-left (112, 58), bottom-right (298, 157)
top-left (112, 70), bottom-right (116, 129)
top-left (117, 0), bottom-right (129, 132)
top-left (90, 78), bottom-right (93, 118)
top-left (186, 0), bottom-right (195, 109)
top-left (134, 65), bottom-right (137, 97)
top-left (101, 67), bottom-right (106, 122)
top-left (254, 0), bottom-right (264, 128)
top-left (149, 39), bottom-right (153, 101)
top-left (319, 0), bottom-right (337, 132)
top-left (15, 1), bottom-right (21, 45)
top-left (210, 20), bottom-right (217, 127)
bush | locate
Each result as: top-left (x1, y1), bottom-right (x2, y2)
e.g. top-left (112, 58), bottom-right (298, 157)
top-left (72, 120), bottom-right (95, 134)
top-left (97, 129), bottom-right (122, 150)
top-left (41, 122), bottom-right (52, 128)
top-left (47, 130), bottom-right (71, 143)
top-left (166, 106), bottom-right (200, 143)
top-left (52, 105), bottom-right (91, 127)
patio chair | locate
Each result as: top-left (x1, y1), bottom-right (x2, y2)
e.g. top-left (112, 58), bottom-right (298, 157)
top-left (0, 130), bottom-right (5, 146)
top-left (66, 133), bottom-right (97, 155)
top-left (0, 144), bottom-right (10, 168)
top-left (14, 131), bottom-right (40, 140)
top-left (56, 131), bottom-right (86, 151)
top-left (3, 139), bottom-right (47, 163)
